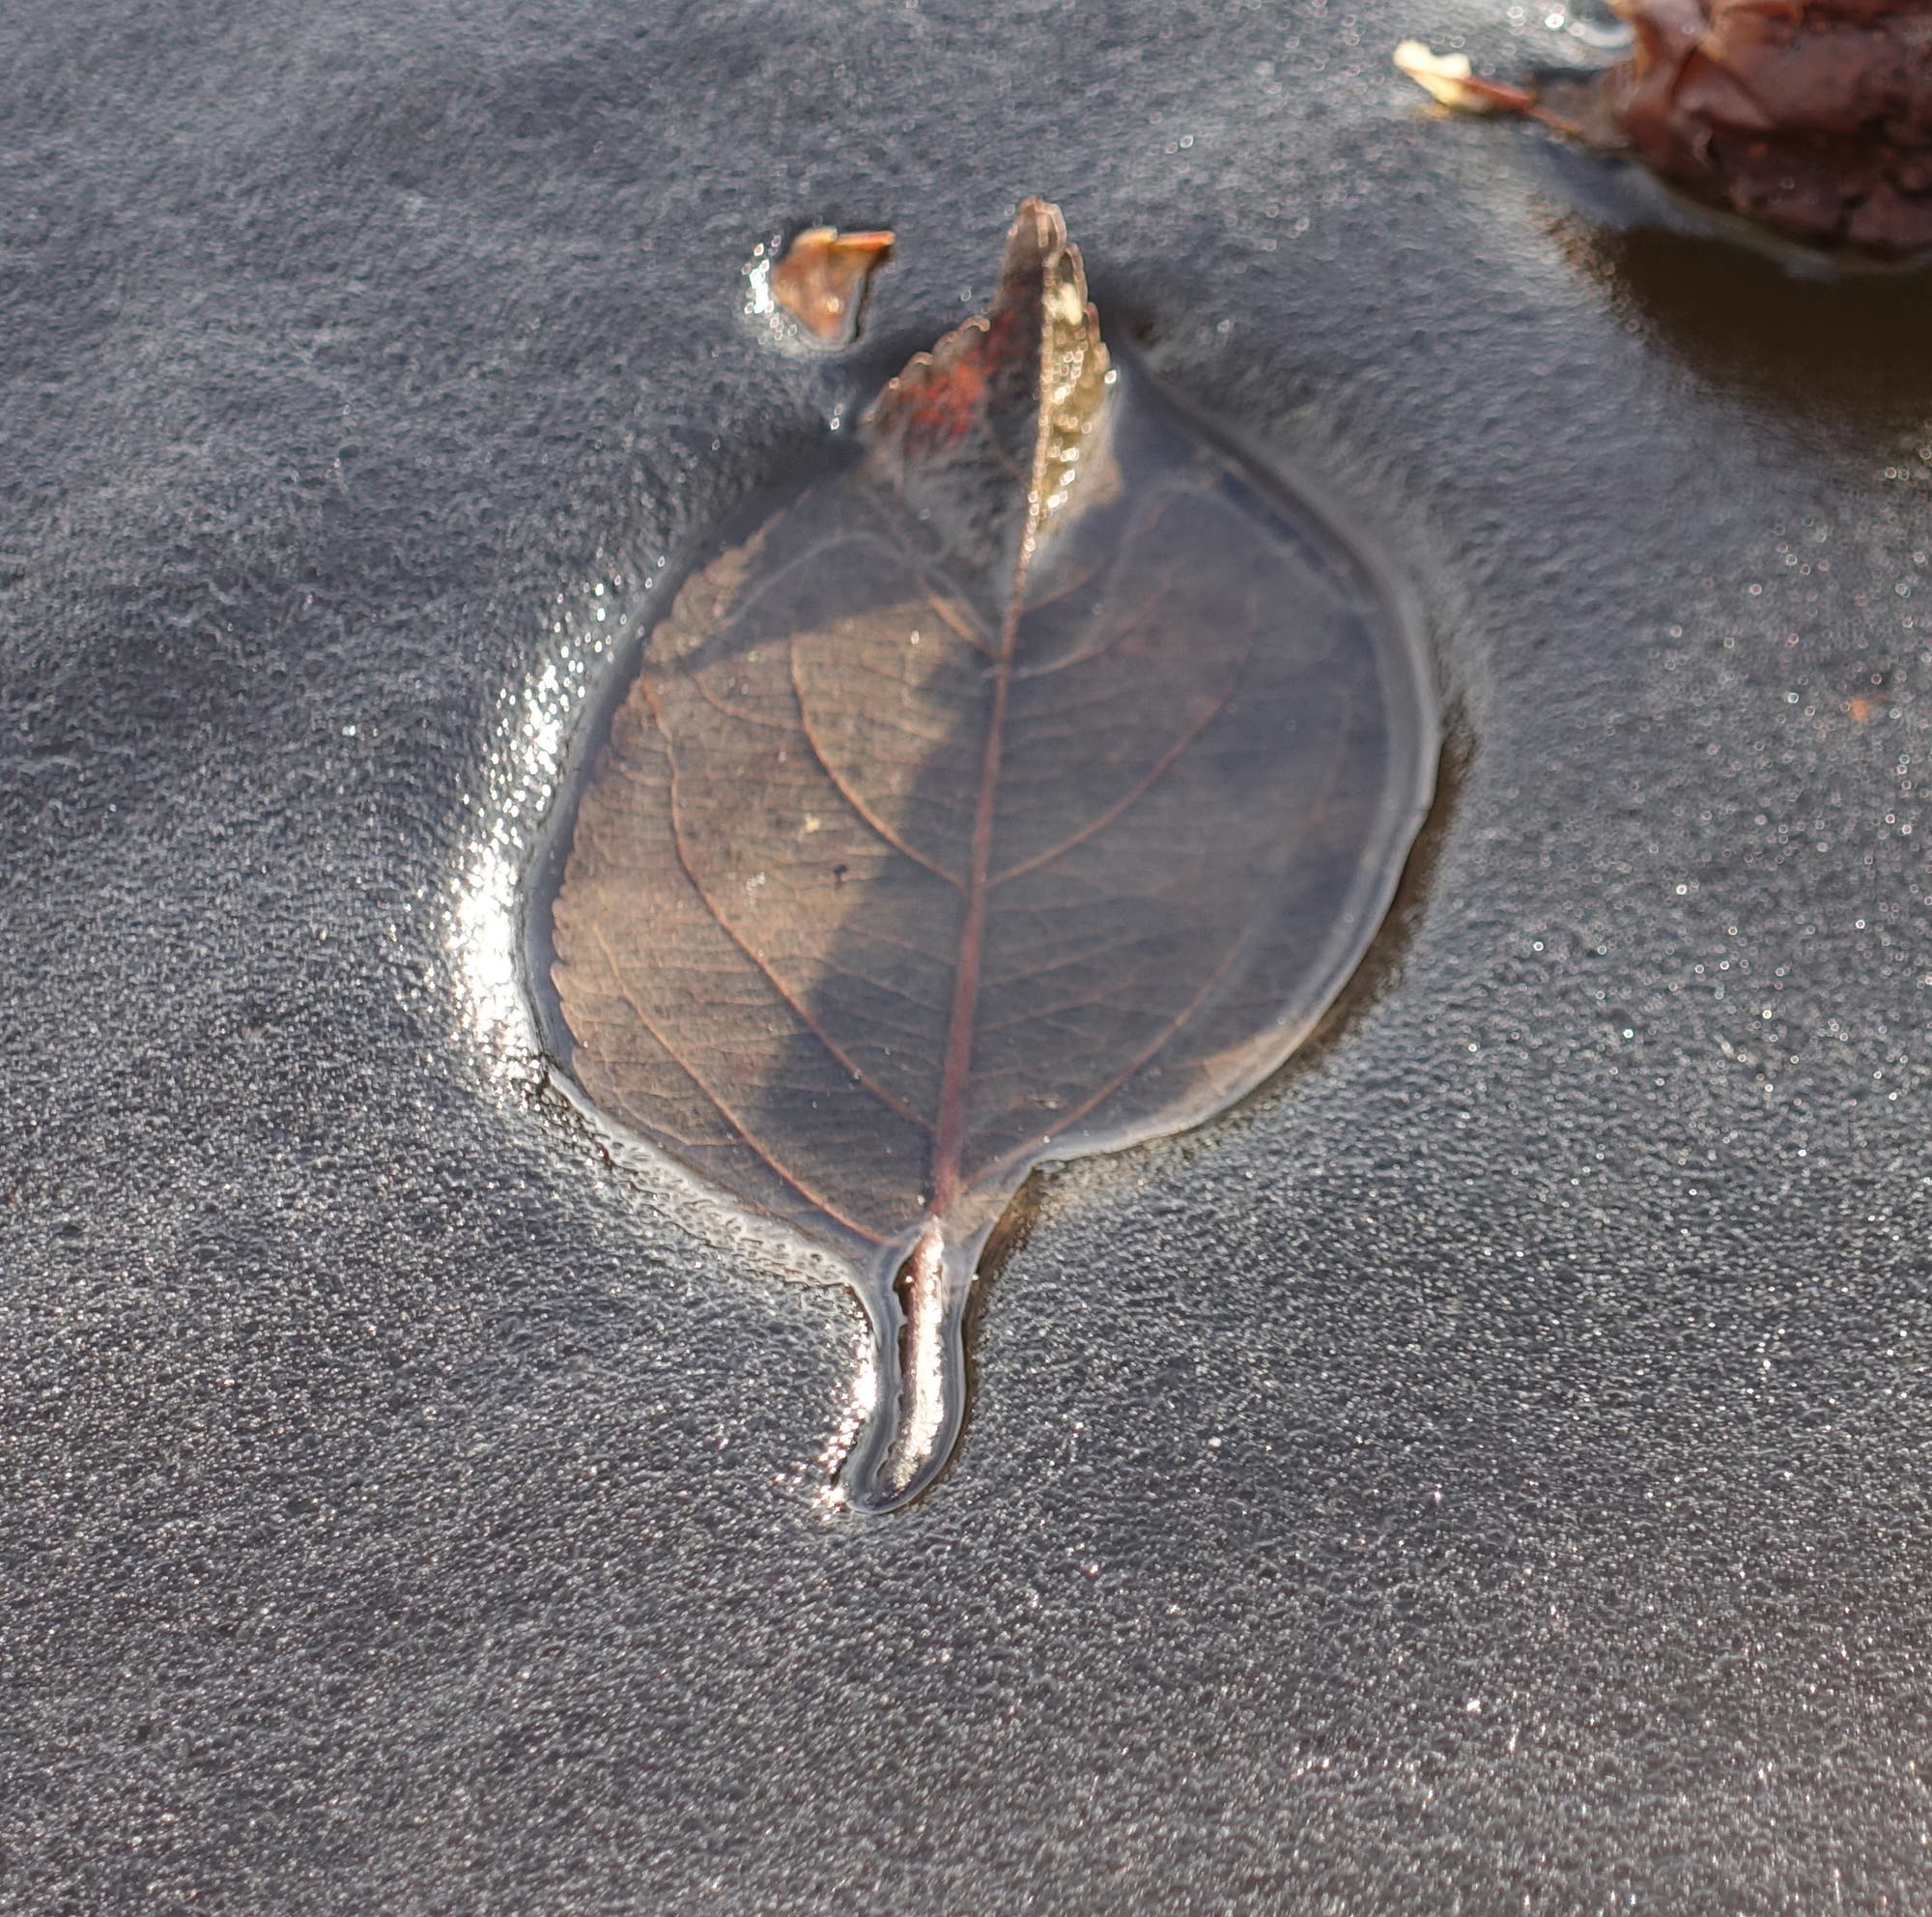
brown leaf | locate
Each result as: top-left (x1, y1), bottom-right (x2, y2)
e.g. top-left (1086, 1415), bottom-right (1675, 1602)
top-left (543, 200), bottom-right (1436, 1509)
top-left (1605, 0), bottom-right (1932, 255)
top-left (769, 226), bottom-right (895, 346)
top-left (1397, 2), bottom-right (1932, 257)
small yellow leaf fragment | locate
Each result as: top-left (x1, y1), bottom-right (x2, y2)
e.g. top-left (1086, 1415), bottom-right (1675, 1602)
top-left (1393, 41), bottom-right (1503, 114)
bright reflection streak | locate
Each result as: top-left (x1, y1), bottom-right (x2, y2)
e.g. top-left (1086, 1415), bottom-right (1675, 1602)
top-left (794, 1341), bottom-right (879, 1516)
top-left (743, 243), bottom-right (778, 321)
top-left (443, 583), bottom-right (624, 1090)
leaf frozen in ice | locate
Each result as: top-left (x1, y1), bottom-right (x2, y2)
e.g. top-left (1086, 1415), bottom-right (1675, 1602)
top-left (542, 200), bottom-right (1436, 1508)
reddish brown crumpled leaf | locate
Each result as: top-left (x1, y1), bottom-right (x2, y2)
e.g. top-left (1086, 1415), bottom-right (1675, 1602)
top-left (1395, 0), bottom-right (1932, 256)
top-left (1606, 0), bottom-right (1932, 254)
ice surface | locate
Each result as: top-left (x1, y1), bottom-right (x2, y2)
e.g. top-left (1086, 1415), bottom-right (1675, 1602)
top-left (3, 2), bottom-right (1929, 1911)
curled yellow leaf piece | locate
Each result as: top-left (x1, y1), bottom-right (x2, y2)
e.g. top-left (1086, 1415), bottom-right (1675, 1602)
top-left (1393, 41), bottom-right (1537, 117)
